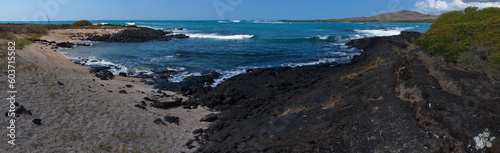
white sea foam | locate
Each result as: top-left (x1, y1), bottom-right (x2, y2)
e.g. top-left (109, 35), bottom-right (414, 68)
top-left (137, 25), bottom-right (163, 30)
top-left (211, 68), bottom-right (249, 87)
top-left (283, 45), bottom-right (363, 68)
top-left (77, 56), bottom-right (129, 75)
top-left (252, 20), bottom-right (284, 24)
top-left (126, 22), bottom-right (135, 26)
top-left (230, 20), bottom-right (241, 23)
top-left (93, 22), bottom-right (108, 25)
top-left (187, 33), bottom-right (254, 40)
top-left (354, 27), bottom-right (416, 37)
top-left (317, 35), bottom-right (329, 40)
top-left (168, 72), bottom-right (202, 83)
top-left (335, 35), bottom-right (364, 42)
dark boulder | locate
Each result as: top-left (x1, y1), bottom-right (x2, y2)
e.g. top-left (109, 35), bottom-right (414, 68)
top-left (56, 42), bottom-right (73, 48)
top-left (149, 97), bottom-right (183, 109)
top-left (200, 114), bottom-right (218, 122)
top-left (95, 70), bottom-right (115, 80)
top-left (134, 104), bottom-right (146, 110)
top-left (86, 28), bottom-right (189, 42)
top-left (164, 115), bottom-right (180, 125)
top-left (32, 119), bottom-right (42, 125)
top-left (153, 118), bottom-right (166, 125)
top-left (192, 128), bottom-right (204, 135)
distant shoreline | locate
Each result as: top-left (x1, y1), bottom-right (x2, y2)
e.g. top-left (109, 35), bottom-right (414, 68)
top-left (281, 10), bottom-right (437, 23)
top-left (279, 19), bottom-right (435, 23)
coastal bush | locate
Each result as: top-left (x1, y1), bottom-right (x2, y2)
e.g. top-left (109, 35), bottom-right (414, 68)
top-left (416, 7), bottom-right (500, 68)
top-left (24, 24), bottom-right (47, 35)
top-left (15, 39), bottom-right (32, 50)
top-left (47, 24), bottom-right (71, 29)
top-left (72, 20), bottom-right (93, 26)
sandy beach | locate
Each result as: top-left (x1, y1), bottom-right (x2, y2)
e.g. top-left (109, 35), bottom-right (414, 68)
top-left (0, 29), bottom-right (213, 152)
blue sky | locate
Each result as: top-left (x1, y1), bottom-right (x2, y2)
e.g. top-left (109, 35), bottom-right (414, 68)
top-left (1, 0), bottom-right (499, 21)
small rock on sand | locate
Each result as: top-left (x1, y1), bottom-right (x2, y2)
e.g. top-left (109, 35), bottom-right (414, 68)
top-left (164, 115), bottom-right (180, 125)
top-left (200, 114), bottom-right (218, 122)
top-left (119, 90), bottom-right (127, 94)
top-left (154, 118), bottom-right (166, 125)
top-left (32, 119), bottom-right (42, 125)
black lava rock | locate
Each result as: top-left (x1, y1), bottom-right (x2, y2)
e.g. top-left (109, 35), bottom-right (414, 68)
top-left (134, 104), bottom-right (146, 110)
top-left (153, 118), bottom-right (166, 125)
top-left (32, 119), bottom-right (42, 125)
top-left (150, 98), bottom-right (182, 109)
top-left (164, 115), bottom-right (180, 125)
top-left (192, 128), bottom-right (204, 135)
top-left (200, 114), bottom-right (218, 122)
top-left (86, 28), bottom-right (189, 42)
top-left (55, 42), bottom-right (73, 48)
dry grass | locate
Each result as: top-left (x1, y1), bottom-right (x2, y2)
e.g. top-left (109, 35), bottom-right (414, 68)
top-left (112, 129), bottom-right (145, 141)
top-left (59, 129), bottom-right (83, 141)
top-left (322, 94), bottom-right (343, 109)
top-left (21, 63), bottom-right (38, 72)
top-left (63, 106), bottom-right (72, 114)
top-left (364, 57), bottom-right (384, 70)
top-left (339, 57), bottom-right (384, 81)
top-left (97, 141), bottom-right (112, 151)
top-left (366, 95), bottom-right (385, 101)
top-left (415, 51), bottom-right (463, 96)
top-left (48, 91), bottom-right (59, 98)
top-left (282, 105), bottom-right (311, 116)
top-left (395, 84), bottom-right (425, 105)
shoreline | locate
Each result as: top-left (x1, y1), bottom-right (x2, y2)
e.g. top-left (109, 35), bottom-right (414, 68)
top-left (2, 26), bottom-right (498, 152)
top-left (1, 28), bottom-right (213, 152)
top-left (189, 32), bottom-right (500, 152)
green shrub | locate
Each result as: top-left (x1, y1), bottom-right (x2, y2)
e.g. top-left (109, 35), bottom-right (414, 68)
top-left (416, 7), bottom-right (500, 68)
top-left (72, 20), bottom-right (93, 26)
top-left (47, 24), bottom-right (71, 29)
top-left (23, 24), bottom-right (47, 35)
top-left (15, 39), bottom-right (32, 50)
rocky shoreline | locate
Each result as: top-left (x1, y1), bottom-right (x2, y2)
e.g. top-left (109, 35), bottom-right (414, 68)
top-left (29, 27), bottom-right (499, 152)
top-left (139, 32), bottom-right (499, 152)
top-left (86, 28), bottom-right (189, 42)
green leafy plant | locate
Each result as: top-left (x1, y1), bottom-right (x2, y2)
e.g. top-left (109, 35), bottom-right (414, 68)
top-left (72, 20), bottom-right (93, 26)
top-left (415, 7), bottom-right (500, 68)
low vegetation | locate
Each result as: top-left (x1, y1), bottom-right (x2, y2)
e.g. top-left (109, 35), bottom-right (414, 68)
top-left (340, 57), bottom-right (384, 81)
top-left (112, 129), bottom-right (145, 141)
top-left (415, 7), bottom-right (500, 68)
top-left (282, 105), bottom-right (311, 116)
top-left (72, 20), bottom-right (93, 26)
top-left (322, 93), bottom-right (343, 109)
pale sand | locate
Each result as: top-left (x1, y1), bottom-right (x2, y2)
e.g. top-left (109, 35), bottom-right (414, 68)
top-left (0, 30), bottom-right (213, 152)
top-left (41, 28), bottom-right (124, 43)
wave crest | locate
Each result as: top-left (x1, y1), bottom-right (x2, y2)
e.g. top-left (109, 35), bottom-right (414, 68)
top-left (187, 33), bottom-right (254, 40)
top-left (354, 26), bottom-right (416, 37)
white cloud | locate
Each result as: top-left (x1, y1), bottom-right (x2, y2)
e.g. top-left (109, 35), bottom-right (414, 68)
top-left (415, 0), bottom-right (500, 14)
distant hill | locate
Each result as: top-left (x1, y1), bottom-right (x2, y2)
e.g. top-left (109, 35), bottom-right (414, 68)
top-left (281, 10), bottom-right (438, 22)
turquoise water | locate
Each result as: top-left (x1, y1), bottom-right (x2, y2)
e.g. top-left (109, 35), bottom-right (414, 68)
top-left (4, 20), bottom-right (431, 85)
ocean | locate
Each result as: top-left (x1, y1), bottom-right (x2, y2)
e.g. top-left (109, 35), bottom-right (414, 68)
top-left (7, 20), bottom-right (431, 86)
